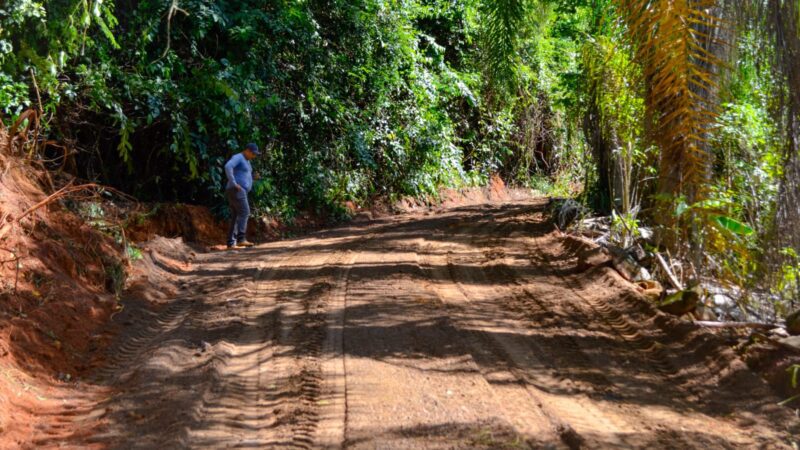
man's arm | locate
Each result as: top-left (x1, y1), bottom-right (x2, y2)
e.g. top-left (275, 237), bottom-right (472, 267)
top-left (224, 154), bottom-right (243, 191)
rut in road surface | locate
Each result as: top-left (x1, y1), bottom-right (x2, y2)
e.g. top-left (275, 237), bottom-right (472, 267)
top-left (35, 200), bottom-right (798, 449)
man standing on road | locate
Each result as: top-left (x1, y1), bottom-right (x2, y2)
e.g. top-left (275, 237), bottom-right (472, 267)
top-left (224, 143), bottom-right (261, 248)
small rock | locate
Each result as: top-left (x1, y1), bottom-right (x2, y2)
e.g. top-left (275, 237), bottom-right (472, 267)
top-left (786, 310), bottom-right (800, 336)
top-left (84, 408), bottom-right (108, 421)
top-left (611, 257), bottom-right (638, 281)
top-left (56, 372), bottom-right (72, 382)
top-left (633, 267), bottom-right (652, 282)
top-left (626, 244), bottom-right (648, 263)
top-left (354, 211), bottom-right (373, 222)
top-left (606, 246), bottom-right (642, 281)
top-left (770, 327), bottom-right (790, 338)
top-left (555, 199), bottom-right (587, 229)
top-left (713, 294), bottom-right (735, 308)
top-left (779, 336), bottom-right (800, 351)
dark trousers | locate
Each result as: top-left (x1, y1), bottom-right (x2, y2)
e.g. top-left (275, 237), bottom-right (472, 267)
top-left (226, 188), bottom-right (250, 246)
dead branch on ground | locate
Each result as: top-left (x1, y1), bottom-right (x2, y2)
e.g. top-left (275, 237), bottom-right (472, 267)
top-left (694, 321), bottom-right (775, 330)
top-left (14, 182), bottom-right (139, 224)
top-left (656, 253), bottom-right (683, 290)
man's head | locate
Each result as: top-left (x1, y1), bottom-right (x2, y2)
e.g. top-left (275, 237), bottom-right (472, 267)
top-left (243, 143), bottom-right (261, 160)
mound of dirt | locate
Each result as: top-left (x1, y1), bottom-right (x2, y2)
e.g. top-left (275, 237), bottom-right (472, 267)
top-left (424, 174), bottom-right (531, 210)
top-left (559, 229), bottom-right (800, 412)
top-left (350, 174), bottom-right (530, 220)
top-left (740, 343), bottom-right (800, 405)
top-left (0, 147), bottom-right (210, 446)
top-left (126, 203), bottom-right (226, 246)
top-left (0, 160), bottom-right (127, 442)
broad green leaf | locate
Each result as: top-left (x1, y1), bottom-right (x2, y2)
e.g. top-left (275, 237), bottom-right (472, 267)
top-left (713, 215), bottom-right (754, 236)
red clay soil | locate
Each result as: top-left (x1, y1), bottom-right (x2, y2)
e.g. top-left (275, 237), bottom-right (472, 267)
top-left (129, 200), bottom-right (335, 249)
top-left (15, 198), bottom-right (798, 449)
top-left (0, 162), bottom-right (124, 443)
top-left (354, 174), bottom-right (526, 220)
top-left (126, 204), bottom-right (226, 245)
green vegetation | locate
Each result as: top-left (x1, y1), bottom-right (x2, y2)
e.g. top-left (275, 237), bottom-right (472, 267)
top-left (1, 0), bottom-right (798, 317)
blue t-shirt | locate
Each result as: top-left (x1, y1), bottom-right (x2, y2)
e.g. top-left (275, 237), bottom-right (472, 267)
top-left (224, 153), bottom-right (253, 194)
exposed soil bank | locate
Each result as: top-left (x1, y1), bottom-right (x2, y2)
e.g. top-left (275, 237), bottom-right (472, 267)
top-left (0, 162), bottom-right (123, 443)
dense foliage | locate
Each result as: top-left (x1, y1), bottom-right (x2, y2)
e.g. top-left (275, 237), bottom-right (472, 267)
top-left (3, 0), bottom-right (511, 215)
top-left (1, 0), bottom-right (798, 316)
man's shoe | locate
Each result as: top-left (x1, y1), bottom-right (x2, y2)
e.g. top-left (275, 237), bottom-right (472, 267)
top-left (236, 240), bottom-right (255, 248)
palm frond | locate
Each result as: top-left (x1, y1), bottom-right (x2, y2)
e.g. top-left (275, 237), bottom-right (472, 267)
top-left (479, 0), bottom-right (534, 93)
top-left (614, 0), bottom-right (726, 209)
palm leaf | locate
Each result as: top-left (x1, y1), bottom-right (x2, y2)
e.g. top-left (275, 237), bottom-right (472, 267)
top-left (614, 0), bottom-right (725, 213)
top-left (479, 0), bottom-right (534, 93)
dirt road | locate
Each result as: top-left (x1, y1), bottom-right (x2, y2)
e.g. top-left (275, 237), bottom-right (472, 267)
top-left (33, 200), bottom-right (798, 449)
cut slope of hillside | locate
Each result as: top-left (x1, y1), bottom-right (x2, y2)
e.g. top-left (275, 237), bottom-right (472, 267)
top-left (0, 152), bottom-right (123, 442)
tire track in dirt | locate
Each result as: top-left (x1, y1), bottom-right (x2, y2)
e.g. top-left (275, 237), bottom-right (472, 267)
top-left (315, 250), bottom-right (356, 449)
top-left (493, 205), bottom-right (795, 447)
top-left (185, 255), bottom-right (289, 448)
top-left (416, 211), bottom-right (636, 449)
top-left (42, 246), bottom-right (299, 448)
top-left (92, 299), bottom-right (195, 383)
top-left (29, 253), bottom-right (203, 449)
top-left (341, 229), bottom-right (551, 449)
top-left (415, 203), bottom-right (796, 448)
top-left (113, 259), bottom-right (280, 448)
top-left (528, 233), bottom-right (786, 445)
top-left (29, 228), bottom-right (365, 449)
top-left (185, 238), bottom-right (357, 448)
top-left (476, 217), bottom-right (675, 443)
top-left (491, 224), bottom-right (710, 448)
top-left (27, 201), bottom-right (799, 449)
top-left (201, 236), bottom-right (358, 449)
top-left (416, 240), bottom-right (573, 448)
top-left (412, 241), bottom-right (563, 447)
top-left (267, 251), bottom-right (347, 449)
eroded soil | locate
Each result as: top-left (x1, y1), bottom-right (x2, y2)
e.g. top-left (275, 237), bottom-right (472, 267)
top-left (24, 200), bottom-right (799, 449)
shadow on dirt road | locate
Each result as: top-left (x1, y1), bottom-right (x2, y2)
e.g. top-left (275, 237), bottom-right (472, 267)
top-left (32, 200), bottom-right (799, 449)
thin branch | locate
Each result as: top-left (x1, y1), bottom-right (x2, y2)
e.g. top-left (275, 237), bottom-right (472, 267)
top-left (157, 0), bottom-right (190, 62)
top-left (29, 69), bottom-right (43, 116)
top-left (656, 252), bottom-right (683, 290)
top-left (15, 181), bottom-right (77, 222)
top-left (14, 180), bottom-right (141, 225)
top-left (694, 321), bottom-right (774, 330)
